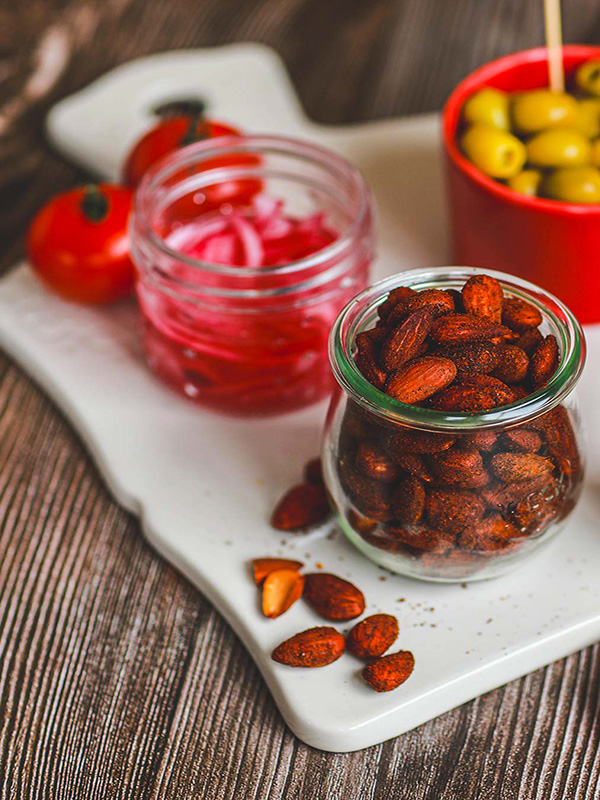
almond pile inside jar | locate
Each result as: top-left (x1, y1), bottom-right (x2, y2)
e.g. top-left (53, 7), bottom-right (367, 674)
top-left (337, 274), bottom-right (582, 580)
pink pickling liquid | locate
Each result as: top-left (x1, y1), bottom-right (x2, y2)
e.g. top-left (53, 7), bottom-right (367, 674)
top-left (135, 196), bottom-right (369, 416)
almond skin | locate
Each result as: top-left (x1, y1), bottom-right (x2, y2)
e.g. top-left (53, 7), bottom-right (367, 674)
top-left (271, 483), bottom-right (330, 531)
top-left (502, 297), bottom-right (543, 331)
top-left (490, 453), bottom-right (554, 483)
top-left (271, 626), bottom-right (345, 668)
top-left (462, 274), bottom-right (503, 322)
top-left (529, 334), bottom-right (559, 389)
top-left (347, 614), bottom-right (399, 659)
top-left (262, 569), bottom-right (305, 619)
top-left (380, 306), bottom-right (435, 371)
top-left (252, 557), bottom-right (304, 585)
top-left (362, 651), bottom-right (415, 692)
top-left (303, 573), bottom-right (366, 621)
top-left (430, 313), bottom-right (510, 345)
top-left (385, 356), bottom-right (457, 404)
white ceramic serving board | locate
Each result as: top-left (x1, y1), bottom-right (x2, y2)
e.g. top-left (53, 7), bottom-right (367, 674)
top-left (0, 44), bottom-right (598, 752)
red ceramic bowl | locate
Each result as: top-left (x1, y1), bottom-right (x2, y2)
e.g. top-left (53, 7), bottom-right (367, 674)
top-left (443, 46), bottom-right (600, 325)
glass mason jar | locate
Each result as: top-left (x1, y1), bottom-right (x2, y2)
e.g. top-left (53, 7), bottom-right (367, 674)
top-left (323, 267), bottom-right (586, 582)
top-left (130, 135), bottom-right (374, 416)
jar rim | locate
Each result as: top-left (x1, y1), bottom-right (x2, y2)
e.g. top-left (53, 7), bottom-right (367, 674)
top-left (133, 133), bottom-right (371, 279)
top-left (329, 267), bottom-right (586, 431)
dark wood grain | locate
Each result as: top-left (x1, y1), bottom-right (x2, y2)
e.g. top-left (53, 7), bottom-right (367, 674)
top-left (1, 0), bottom-right (600, 797)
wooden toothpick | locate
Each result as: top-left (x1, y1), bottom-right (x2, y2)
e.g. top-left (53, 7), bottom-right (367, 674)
top-left (544, 0), bottom-right (565, 92)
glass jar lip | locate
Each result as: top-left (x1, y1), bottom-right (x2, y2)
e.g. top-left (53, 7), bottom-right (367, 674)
top-left (133, 133), bottom-right (371, 279)
top-left (329, 266), bottom-right (587, 431)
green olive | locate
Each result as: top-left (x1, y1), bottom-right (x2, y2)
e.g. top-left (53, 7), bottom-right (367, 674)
top-left (575, 60), bottom-right (600, 97)
top-left (511, 90), bottom-right (579, 134)
top-left (575, 98), bottom-right (600, 138)
top-left (507, 169), bottom-right (542, 197)
top-left (526, 128), bottom-right (591, 168)
top-left (543, 166), bottom-right (600, 203)
top-left (462, 88), bottom-right (510, 130)
top-left (461, 125), bottom-right (526, 178)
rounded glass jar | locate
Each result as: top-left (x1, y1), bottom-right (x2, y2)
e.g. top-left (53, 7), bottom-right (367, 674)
top-left (323, 267), bottom-right (586, 582)
top-left (130, 135), bottom-right (374, 416)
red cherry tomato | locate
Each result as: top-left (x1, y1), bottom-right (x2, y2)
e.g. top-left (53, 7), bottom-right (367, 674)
top-left (122, 100), bottom-right (261, 211)
top-left (26, 184), bottom-right (135, 305)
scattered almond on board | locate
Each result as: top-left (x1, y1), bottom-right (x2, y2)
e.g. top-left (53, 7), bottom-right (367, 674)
top-left (249, 551), bottom-right (414, 693)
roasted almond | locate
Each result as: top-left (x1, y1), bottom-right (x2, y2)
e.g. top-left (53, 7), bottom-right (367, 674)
top-left (482, 474), bottom-right (554, 510)
top-left (377, 286), bottom-right (417, 322)
top-left (425, 487), bottom-right (485, 534)
top-left (530, 405), bottom-right (581, 479)
top-left (362, 651), bottom-right (415, 692)
top-left (467, 430), bottom-right (498, 452)
top-left (385, 428), bottom-right (456, 455)
top-left (435, 341), bottom-right (501, 375)
top-left (356, 441), bottom-right (402, 483)
top-left (512, 484), bottom-right (560, 535)
top-left (391, 475), bottom-right (426, 524)
top-left (262, 569), bottom-right (305, 618)
top-left (492, 345), bottom-right (529, 384)
top-left (516, 327), bottom-right (543, 355)
top-left (430, 313), bottom-right (510, 345)
top-left (380, 306), bottom-right (436, 371)
top-left (429, 449), bottom-right (490, 488)
top-left (271, 483), bottom-right (330, 531)
top-left (500, 429), bottom-right (542, 453)
top-left (385, 524), bottom-right (455, 553)
top-left (251, 557), bottom-right (304, 585)
top-left (502, 297), bottom-right (543, 331)
top-left (303, 572), bottom-right (366, 621)
top-left (389, 452), bottom-right (434, 482)
top-left (458, 514), bottom-right (521, 552)
top-left (490, 453), bottom-right (554, 483)
top-left (339, 458), bottom-right (393, 521)
top-left (303, 457), bottom-right (323, 486)
top-left (529, 334), bottom-right (559, 389)
top-left (354, 330), bottom-right (388, 390)
top-left (347, 614), bottom-right (399, 659)
top-left (462, 274), bottom-right (503, 322)
top-left (387, 288), bottom-right (455, 325)
top-left (385, 356), bottom-right (457, 404)
top-left (271, 626), bottom-right (345, 668)
top-left (429, 374), bottom-right (516, 412)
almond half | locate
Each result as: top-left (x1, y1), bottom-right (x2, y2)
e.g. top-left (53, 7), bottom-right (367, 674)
top-left (262, 569), bottom-right (305, 619)
top-left (251, 557), bottom-right (304, 586)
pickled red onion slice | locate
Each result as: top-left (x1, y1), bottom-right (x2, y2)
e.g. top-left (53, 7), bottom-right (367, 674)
top-left (165, 196), bottom-right (338, 267)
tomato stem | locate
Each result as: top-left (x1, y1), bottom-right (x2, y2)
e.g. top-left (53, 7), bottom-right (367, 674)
top-left (80, 185), bottom-right (109, 223)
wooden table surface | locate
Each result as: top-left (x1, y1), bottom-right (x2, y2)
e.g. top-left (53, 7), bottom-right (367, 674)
top-left (2, 1), bottom-right (600, 797)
